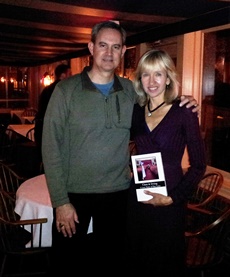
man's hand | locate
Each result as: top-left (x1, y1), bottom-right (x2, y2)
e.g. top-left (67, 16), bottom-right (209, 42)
top-left (56, 203), bottom-right (79, 238)
top-left (179, 95), bottom-right (200, 113)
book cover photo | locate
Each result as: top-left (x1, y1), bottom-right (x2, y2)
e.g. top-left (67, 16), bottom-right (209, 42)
top-left (131, 152), bottom-right (167, 201)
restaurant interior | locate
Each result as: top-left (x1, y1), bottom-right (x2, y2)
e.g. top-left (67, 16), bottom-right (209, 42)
top-left (1, 0), bottom-right (230, 276)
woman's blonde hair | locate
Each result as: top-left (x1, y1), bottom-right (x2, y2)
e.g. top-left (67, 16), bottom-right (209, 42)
top-left (133, 49), bottom-right (179, 107)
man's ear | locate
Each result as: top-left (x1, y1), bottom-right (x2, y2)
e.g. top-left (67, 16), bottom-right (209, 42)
top-left (88, 42), bottom-right (94, 55)
top-left (121, 45), bottom-right (126, 58)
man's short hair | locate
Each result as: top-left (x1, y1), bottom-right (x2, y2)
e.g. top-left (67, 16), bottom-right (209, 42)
top-left (91, 21), bottom-right (126, 45)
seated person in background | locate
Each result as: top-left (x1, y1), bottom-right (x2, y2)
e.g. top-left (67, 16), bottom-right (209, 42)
top-left (34, 64), bottom-right (71, 156)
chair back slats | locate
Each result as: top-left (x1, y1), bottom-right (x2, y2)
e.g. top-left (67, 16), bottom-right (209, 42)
top-left (0, 190), bottom-right (25, 252)
top-left (26, 127), bottom-right (35, 141)
top-left (186, 195), bottom-right (230, 275)
top-left (21, 108), bottom-right (37, 117)
top-left (186, 207), bottom-right (230, 267)
top-left (0, 190), bottom-right (50, 276)
top-left (0, 162), bottom-right (25, 197)
top-left (188, 171), bottom-right (223, 209)
top-left (0, 129), bottom-right (18, 164)
top-left (0, 190), bottom-right (17, 222)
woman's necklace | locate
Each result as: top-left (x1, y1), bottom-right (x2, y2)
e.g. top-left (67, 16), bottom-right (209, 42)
top-left (147, 100), bottom-right (165, 117)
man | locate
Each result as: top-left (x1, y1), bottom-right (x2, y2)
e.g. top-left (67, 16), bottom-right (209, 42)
top-left (42, 21), bottom-right (199, 274)
top-left (34, 63), bottom-right (71, 152)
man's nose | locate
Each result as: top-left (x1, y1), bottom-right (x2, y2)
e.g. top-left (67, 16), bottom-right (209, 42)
top-left (106, 47), bottom-right (113, 55)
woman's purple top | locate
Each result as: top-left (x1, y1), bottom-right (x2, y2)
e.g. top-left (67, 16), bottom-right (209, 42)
top-left (130, 100), bottom-right (206, 205)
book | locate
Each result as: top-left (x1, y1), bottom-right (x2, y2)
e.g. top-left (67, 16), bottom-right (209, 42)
top-left (131, 152), bottom-right (167, 201)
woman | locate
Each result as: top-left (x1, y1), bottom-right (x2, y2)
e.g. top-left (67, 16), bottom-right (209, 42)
top-left (125, 49), bottom-right (206, 276)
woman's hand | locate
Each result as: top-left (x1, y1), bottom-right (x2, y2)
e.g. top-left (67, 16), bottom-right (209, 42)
top-left (141, 191), bottom-right (173, 206)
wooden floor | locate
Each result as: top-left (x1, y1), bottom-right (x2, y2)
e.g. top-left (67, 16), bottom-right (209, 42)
top-left (1, 251), bottom-right (230, 276)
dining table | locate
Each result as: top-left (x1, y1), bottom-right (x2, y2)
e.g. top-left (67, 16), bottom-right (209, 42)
top-left (7, 124), bottom-right (35, 141)
top-left (15, 174), bottom-right (93, 247)
top-left (15, 174), bottom-right (53, 247)
top-left (10, 109), bottom-right (25, 124)
top-left (10, 110), bottom-right (35, 124)
top-left (21, 116), bottom-right (35, 123)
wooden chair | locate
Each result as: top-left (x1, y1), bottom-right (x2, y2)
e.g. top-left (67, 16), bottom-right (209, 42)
top-left (0, 129), bottom-right (19, 165)
top-left (26, 127), bottom-right (35, 142)
top-left (15, 127), bottom-right (41, 178)
top-left (187, 171), bottom-right (224, 212)
top-left (20, 108), bottom-right (37, 124)
top-left (0, 190), bottom-right (50, 277)
top-left (185, 202), bottom-right (230, 277)
top-left (21, 108), bottom-right (37, 117)
top-left (0, 162), bottom-right (25, 199)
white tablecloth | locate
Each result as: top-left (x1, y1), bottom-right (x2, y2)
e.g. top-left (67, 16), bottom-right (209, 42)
top-left (15, 174), bottom-right (93, 247)
top-left (15, 174), bottom-right (53, 247)
top-left (7, 124), bottom-right (35, 141)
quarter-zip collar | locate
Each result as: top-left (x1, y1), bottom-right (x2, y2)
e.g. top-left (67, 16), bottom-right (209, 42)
top-left (81, 66), bottom-right (123, 94)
